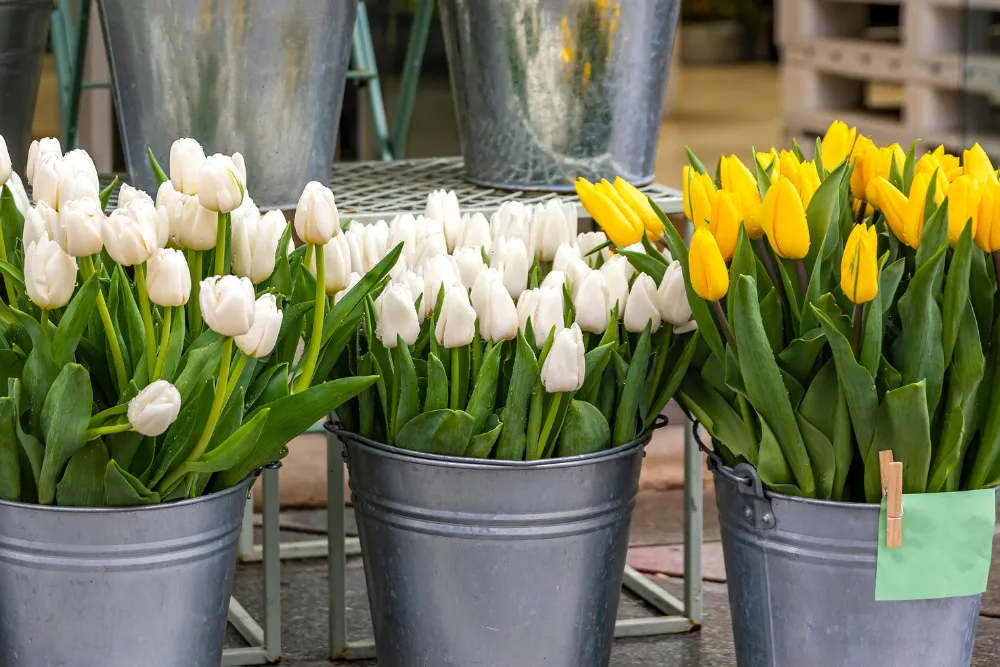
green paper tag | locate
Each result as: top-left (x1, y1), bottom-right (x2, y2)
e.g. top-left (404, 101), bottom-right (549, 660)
top-left (875, 489), bottom-right (996, 601)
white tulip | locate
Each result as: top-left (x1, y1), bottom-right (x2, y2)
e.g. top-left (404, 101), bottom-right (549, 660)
top-left (343, 222), bottom-right (367, 274)
top-left (516, 289), bottom-right (540, 340)
top-left (552, 243), bottom-right (582, 273)
top-left (577, 231), bottom-right (610, 266)
top-left (375, 282), bottom-right (420, 348)
top-left (425, 189), bottom-right (462, 252)
top-left (124, 198), bottom-right (162, 248)
top-left (235, 294), bottom-right (283, 358)
top-left (60, 149), bottom-right (99, 191)
top-left (29, 154), bottom-right (59, 208)
top-left (388, 253), bottom-right (409, 280)
top-left (422, 254), bottom-right (461, 308)
top-left (624, 273), bottom-right (662, 333)
top-left (0, 135), bottom-right (10, 186)
top-left (26, 137), bottom-right (61, 185)
top-left (101, 207), bottom-right (158, 265)
top-left (453, 246), bottom-right (485, 289)
top-left (661, 247), bottom-right (673, 263)
top-left (5, 171), bottom-right (29, 216)
top-left (232, 206), bottom-right (286, 284)
top-left (540, 324), bottom-right (586, 393)
top-left (658, 261), bottom-right (696, 334)
top-left (410, 220), bottom-right (448, 266)
top-left (294, 181), bottom-right (339, 244)
top-left (518, 285), bottom-right (564, 347)
top-left (387, 212), bottom-right (417, 264)
top-left (23, 202), bottom-right (57, 249)
top-left (623, 242), bottom-right (646, 255)
top-left (146, 248), bottom-right (191, 307)
top-left (489, 235), bottom-right (529, 298)
top-left (573, 269), bottom-right (612, 333)
top-left (334, 271), bottom-right (362, 306)
top-left (394, 269), bottom-right (428, 319)
top-left (127, 380), bottom-right (182, 436)
top-left (55, 198), bottom-right (105, 256)
top-left (364, 219), bottom-right (389, 272)
top-left (471, 267), bottom-right (518, 343)
top-left (530, 199), bottom-right (576, 261)
top-left (162, 182), bottom-right (215, 250)
top-left (197, 153), bottom-right (245, 213)
top-left (56, 170), bottom-right (101, 211)
top-left (24, 237), bottom-right (77, 309)
top-left (458, 212), bottom-right (491, 251)
top-left (565, 258), bottom-right (592, 298)
top-left (311, 232), bottom-right (353, 295)
top-left (199, 274), bottom-right (256, 337)
top-left (118, 183), bottom-right (153, 208)
top-left (490, 201), bottom-right (532, 244)
top-left (601, 254), bottom-right (631, 316)
top-left (169, 138), bottom-right (207, 195)
top-left (435, 285), bottom-right (477, 348)
top-left (541, 270), bottom-right (567, 291)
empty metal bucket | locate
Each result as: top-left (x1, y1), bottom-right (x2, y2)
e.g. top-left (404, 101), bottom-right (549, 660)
top-left (438, 0), bottom-right (680, 192)
top-left (335, 425), bottom-right (647, 667)
top-left (0, 476), bottom-right (252, 667)
top-left (712, 456), bottom-right (985, 667)
top-left (96, 0), bottom-right (357, 210)
top-left (0, 0), bottom-right (51, 173)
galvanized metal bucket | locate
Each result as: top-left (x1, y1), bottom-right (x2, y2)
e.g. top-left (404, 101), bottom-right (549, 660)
top-left (707, 447), bottom-right (986, 667)
top-left (0, 476), bottom-right (253, 667)
top-left (438, 0), bottom-right (680, 192)
top-left (0, 0), bottom-right (51, 173)
top-left (335, 424), bottom-right (648, 667)
top-left (96, 0), bottom-right (357, 210)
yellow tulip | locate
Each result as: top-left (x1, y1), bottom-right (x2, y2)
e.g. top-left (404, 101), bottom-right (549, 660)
top-left (902, 170), bottom-right (945, 248)
top-left (946, 174), bottom-right (981, 247)
top-left (613, 176), bottom-right (663, 237)
top-left (682, 165), bottom-right (717, 228)
top-left (850, 135), bottom-right (878, 201)
top-left (689, 227), bottom-right (729, 301)
top-left (798, 161), bottom-right (821, 210)
top-left (873, 177), bottom-right (910, 245)
top-left (864, 144), bottom-right (906, 207)
top-left (932, 145), bottom-right (962, 180)
top-left (719, 155), bottom-right (763, 238)
top-left (756, 148), bottom-right (778, 180)
top-left (821, 120), bottom-right (858, 172)
top-left (575, 177), bottom-right (643, 247)
top-left (964, 143), bottom-right (998, 186)
top-left (760, 176), bottom-right (810, 259)
top-left (597, 179), bottom-right (645, 237)
top-left (914, 153), bottom-right (952, 195)
top-left (976, 180), bottom-right (1000, 252)
top-left (709, 191), bottom-right (740, 261)
top-left (779, 150), bottom-right (802, 187)
top-left (841, 223), bottom-right (879, 304)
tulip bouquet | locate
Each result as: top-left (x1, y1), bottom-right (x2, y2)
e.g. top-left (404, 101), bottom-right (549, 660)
top-left (0, 134), bottom-right (387, 507)
top-left (591, 120), bottom-right (1000, 502)
top-left (331, 188), bottom-right (700, 459)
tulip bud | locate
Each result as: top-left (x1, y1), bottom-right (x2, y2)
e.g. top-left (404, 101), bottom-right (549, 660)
top-left (388, 213), bottom-right (418, 264)
top-left (24, 237), bottom-right (77, 309)
top-left (334, 271), bottom-right (363, 306)
top-left (454, 246), bottom-right (485, 289)
top-left (375, 283), bottom-right (421, 348)
top-left (425, 189), bottom-right (462, 252)
top-left (553, 243), bottom-right (582, 273)
top-left (947, 174), bottom-right (981, 247)
top-left (658, 261), bottom-right (696, 333)
top-left (531, 199), bottom-right (576, 261)
top-left (146, 248), bottom-right (191, 307)
top-left (164, 185), bottom-right (216, 250)
top-left (118, 183), bottom-right (154, 209)
top-left (624, 273), bottom-right (662, 333)
top-left (820, 120), bottom-right (857, 171)
top-left (689, 228), bottom-right (729, 301)
top-left (294, 181), bottom-right (339, 245)
top-left (199, 274), bottom-right (256, 337)
top-left (23, 202), bottom-right (58, 250)
top-left (577, 231), bottom-right (610, 266)
top-left (169, 138), bottom-right (207, 195)
top-left (422, 253), bottom-right (462, 308)
top-left (458, 212), bottom-right (492, 251)
top-left (933, 146), bottom-right (963, 180)
top-left (760, 176), bottom-right (810, 259)
top-left (575, 177), bottom-right (643, 248)
top-left (541, 270), bottom-right (567, 291)
top-left (600, 254), bottom-right (631, 315)
top-left (490, 201), bottom-right (532, 244)
top-left (709, 191), bottom-right (740, 261)
top-left (60, 149), bottom-right (100, 191)
top-left (841, 223), bottom-right (879, 304)
top-left (719, 155), bottom-right (763, 237)
top-left (411, 217), bottom-right (449, 266)
top-left (683, 165), bottom-right (718, 228)
top-left (235, 293), bottom-right (283, 358)
top-left (127, 380), bottom-right (182, 436)
top-left (362, 220), bottom-right (389, 273)
top-left (849, 135), bottom-right (878, 201)
top-left (55, 198), bottom-right (105, 257)
top-left (540, 324), bottom-right (586, 393)
top-left (964, 143), bottom-right (998, 186)
top-left (197, 154), bottom-right (246, 213)
top-left (0, 134), bottom-right (10, 186)
top-left (308, 233), bottom-right (351, 294)
top-left (232, 205), bottom-right (286, 284)
top-left (394, 269), bottom-right (428, 319)
top-left (978, 181), bottom-right (1000, 253)
top-left (614, 176), bottom-right (664, 237)
top-left (518, 285), bottom-right (564, 347)
top-left (565, 257), bottom-right (592, 298)
top-left (56, 170), bottom-right (101, 212)
top-left (573, 268), bottom-right (612, 333)
top-left (26, 137), bottom-right (61, 185)
top-left (101, 207), bottom-right (158, 266)
top-left (5, 171), bottom-right (29, 217)
top-left (471, 267), bottom-right (518, 343)
top-left (757, 148), bottom-right (779, 180)
top-left (489, 235), bottom-right (530, 299)
top-left (864, 145), bottom-right (906, 207)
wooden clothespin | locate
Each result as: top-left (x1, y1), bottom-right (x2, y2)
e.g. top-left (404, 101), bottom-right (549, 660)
top-left (878, 450), bottom-right (903, 548)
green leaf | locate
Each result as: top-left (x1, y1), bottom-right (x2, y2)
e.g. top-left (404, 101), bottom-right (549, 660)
top-left (777, 329), bottom-right (825, 386)
top-left (0, 396), bottom-right (20, 501)
top-left (727, 227), bottom-right (758, 325)
top-left (870, 381), bottom-right (933, 499)
top-left (10, 379), bottom-right (42, 494)
top-left (173, 334), bottom-right (223, 402)
top-left (756, 416), bottom-right (798, 494)
top-left (620, 250), bottom-right (665, 284)
top-left (915, 199), bottom-right (948, 271)
top-left (970, 249), bottom-right (995, 348)
top-left (558, 399), bottom-right (611, 457)
top-left (99, 175), bottom-right (119, 210)
top-left (321, 243), bottom-right (403, 345)
top-left (0, 184), bottom-right (25, 274)
top-left (393, 339), bottom-right (419, 443)
top-left (105, 460), bottom-right (160, 506)
top-left (425, 353), bottom-right (449, 413)
top-left (685, 146), bottom-right (708, 174)
top-left (0, 259), bottom-right (25, 293)
top-left (465, 414), bottom-right (502, 458)
top-left (147, 382), bottom-right (214, 487)
top-left (678, 374), bottom-right (757, 464)
top-left (159, 305), bottom-right (186, 383)
top-left (733, 276), bottom-right (814, 496)
top-left (799, 359), bottom-right (853, 501)
top-left (37, 363), bottom-right (93, 504)
top-left (888, 150), bottom-right (904, 191)
top-left (396, 409), bottom-right (475, 457)
top-left (249, 364), bottom-right (289, 412)
top-left (760, 288), bottom-right (784, 353)
top-left (466, 342), bottom-right (502, 433)
top-left (795, 413), bottom-right (835, 500)
top-left (577, 342), bottom-right (614, 404)
top-left (803, 160), bottom-right (847, 276)
top-left (180, 408), bottom-right (270, 474)
top-left (613, 324), bottom-right (651, 447)
top-left (752, 149), bottom-right (773, 199)
top-left (52, 273), bottom-right (99, 366)
top-left (941, 223), bottom-right (974, 367)
top-left (147, 148), bottom-right (169, 186)
top-left (55, 440), bottom-right (110, 507)
top-left (643, 330), bottom-right (701, 432)
top-left (495, 331), bottom-right (539, 460)
top-left (902, 140), bottom-right (918, 193)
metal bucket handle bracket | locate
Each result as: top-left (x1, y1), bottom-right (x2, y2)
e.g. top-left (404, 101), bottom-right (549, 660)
top-left (692, 420), bottom-right (775, 531)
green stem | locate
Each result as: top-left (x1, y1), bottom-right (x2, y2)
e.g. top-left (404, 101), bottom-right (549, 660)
top-left (795, 258), bottom-right (809, 296)
top-left (82, 255), bottom-right (128, 396)
top-left (40, 310), bottom-right (49, 331)
top-left (852, 303), bottom-right (864, 360)
top-left (0, 184), bottom-right (18, 305)
top-left (158, 337), bottom-right (233, 493)
top-left (711, 300), bottom-right (737, 355)
top-left (188, 250), bottom-right (203, 338)
top-left (536, 392), bottom-right (565, 460)
top-left (214, 212), bottom-right (228, 276)
top-left (304, 244), bottom-right (314, 271)
top-left (134, 263), bottom-right (157, 379)
top-left (84, 421), bottom-right (132, 441)
top-left (293, 243), bottom-right (326, 393)
top-left (223, 353), bottom-right (249, 406)
top-left (450, 347), bottom-right (462, 410)
top-left (152, 306), bottom-right (173, 381)
top-left (646, 329), bottom-right (672, 414)
top-left (88, 402), bottom-right (129, 427)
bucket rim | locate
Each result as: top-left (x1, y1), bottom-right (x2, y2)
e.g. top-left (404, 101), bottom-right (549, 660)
top-left (710, 465), bottom-right (882, 510)
top-left (327, 421), bottom-right (652, 470)
top-left (0, 473), bottom-right (255, 515)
